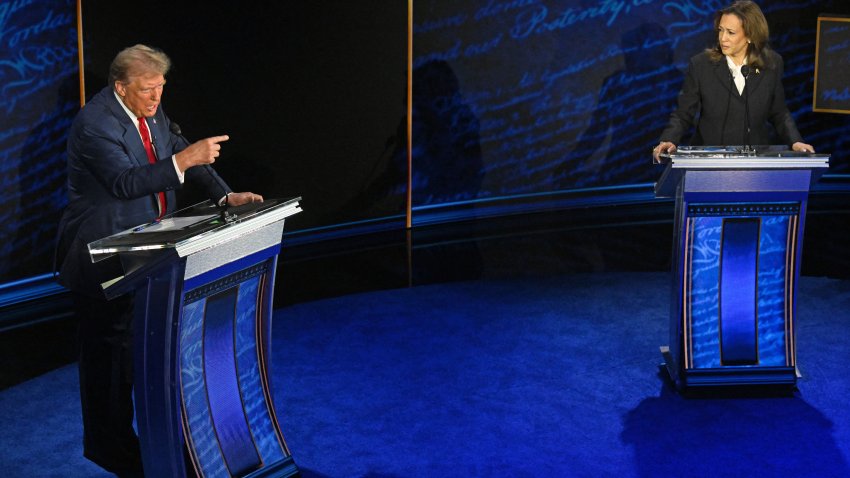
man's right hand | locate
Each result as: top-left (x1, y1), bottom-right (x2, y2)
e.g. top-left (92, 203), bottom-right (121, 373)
top-left (653, 141), bottom-right (677, 163)
top-left (175, 135), bottom-right (230, 172)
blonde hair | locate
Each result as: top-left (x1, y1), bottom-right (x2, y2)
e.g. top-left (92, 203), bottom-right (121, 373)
top-left (109, 44), bottom-right (171, 85)
top-left (706, 1), bottom-right (772, 69)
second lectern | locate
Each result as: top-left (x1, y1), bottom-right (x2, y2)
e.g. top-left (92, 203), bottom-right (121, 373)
top-left (88, 198), bottom-right (302, 477)
top-left (655, 147), bottom-right (829, 389)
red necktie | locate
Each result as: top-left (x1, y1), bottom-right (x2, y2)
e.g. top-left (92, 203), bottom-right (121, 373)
top-left (138, 117), bottom-right (167, 218)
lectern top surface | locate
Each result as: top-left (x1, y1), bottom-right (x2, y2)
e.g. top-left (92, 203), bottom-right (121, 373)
top-left (653, 146), bottom-right (830, 198)
top-left (87, 197), bottom-right (301, 259)
top-left (659, 145), bottom-right (830, 165)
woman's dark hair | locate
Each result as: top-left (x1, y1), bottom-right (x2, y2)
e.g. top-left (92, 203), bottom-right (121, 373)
top-left (706, 0), bottom-right (773, 69)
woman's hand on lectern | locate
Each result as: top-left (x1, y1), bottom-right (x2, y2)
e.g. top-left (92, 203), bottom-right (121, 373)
top-left (653, 142), bottom-right (677, 163)
top-left (792, 142), bottom-right (815, 154)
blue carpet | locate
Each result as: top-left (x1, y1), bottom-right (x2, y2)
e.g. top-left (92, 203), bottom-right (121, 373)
top-left (2, 272), bottom-right (849, 477)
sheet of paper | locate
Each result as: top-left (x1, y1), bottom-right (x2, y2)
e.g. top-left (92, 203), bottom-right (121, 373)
top-left (133, 214), bottom-right (218, 233)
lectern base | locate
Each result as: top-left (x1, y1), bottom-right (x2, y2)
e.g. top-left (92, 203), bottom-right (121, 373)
top-left (659, 346), bottom-right (679, 386)
top-left (243, 456), bottom-right (300, 478)
top-left (660, 346), bottom-right (797, 390)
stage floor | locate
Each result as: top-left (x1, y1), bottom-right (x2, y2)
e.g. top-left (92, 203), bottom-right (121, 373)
top-left (2, 271), bottom-right (849, 477)
top-left (1, 202), bottom-right (849, 475)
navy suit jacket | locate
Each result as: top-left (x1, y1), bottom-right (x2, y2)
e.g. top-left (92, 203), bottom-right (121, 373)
top-left (660, 50), bottom-right (803, 147)
top-left (57, 86), bottom-right (231, 297)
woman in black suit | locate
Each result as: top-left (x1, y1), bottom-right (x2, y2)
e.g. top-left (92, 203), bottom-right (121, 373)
top-left (653, 0), bottom-right (814, 162)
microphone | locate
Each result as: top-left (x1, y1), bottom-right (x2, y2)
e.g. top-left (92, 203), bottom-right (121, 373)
top-left (740, 65), bottom-right (752, 154)
top-left (169, 121), bottom-right (232, 210)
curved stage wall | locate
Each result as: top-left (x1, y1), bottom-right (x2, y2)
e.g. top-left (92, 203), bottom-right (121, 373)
top-left (2, 1), bottom-right (850, 306)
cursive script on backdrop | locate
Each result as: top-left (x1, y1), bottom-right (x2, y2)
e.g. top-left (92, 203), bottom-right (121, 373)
top-left (410, 0), bottom-right (847, 206)
top-left (0, 0), bottom-right (79, 282)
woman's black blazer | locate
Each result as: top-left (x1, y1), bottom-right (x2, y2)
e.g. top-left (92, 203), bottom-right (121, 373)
top-left (660, 49), bottom-right (803, 147)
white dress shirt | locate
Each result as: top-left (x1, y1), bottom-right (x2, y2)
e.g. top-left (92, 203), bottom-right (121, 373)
top-left (726, 56), bottom-right (747, 96)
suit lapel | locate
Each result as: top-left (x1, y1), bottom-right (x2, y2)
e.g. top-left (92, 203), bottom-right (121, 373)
top-left (123, 128), bottom-right (150, 167)
top-left (744, 67), bottom-right (764, 97)
top-left (147, 114), bottom-right (169, 158)
top-left (103, 88), bottom-right (151, 167)
top-left (712, 60), bottom-right (738, 98)
top-left (713, 58), bottom-right (766, 100)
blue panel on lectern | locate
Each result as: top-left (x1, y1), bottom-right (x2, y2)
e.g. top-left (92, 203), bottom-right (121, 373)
top-left (719, 219), bottom-right (759, 365)
top-left (687, 205), bottom-right (797, 371)
top-left (204, 289), bottom-right (262, 476)
top-left (181, 300), bottom-right (230, 477)
top-left (757, 216), bottom-right (792, 366)
top-left (690, 217), bottom-right (722, 369)
top-left (235, 275), bottom-right (286, 463)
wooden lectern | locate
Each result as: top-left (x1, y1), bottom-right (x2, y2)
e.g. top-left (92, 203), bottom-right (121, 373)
top-left (88, 198), bottom-right (302, 477)
top-left (655, 147), bottom-right (829, 389)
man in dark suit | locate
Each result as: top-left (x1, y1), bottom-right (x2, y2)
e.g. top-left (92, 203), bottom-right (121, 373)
top-left (653, 0), bottom-right (814, 161)
top-left (56, 44), bottom-right (262, 475)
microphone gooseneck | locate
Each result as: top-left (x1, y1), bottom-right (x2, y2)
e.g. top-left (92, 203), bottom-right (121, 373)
top-left (740, 65), bottom-right (752, 154)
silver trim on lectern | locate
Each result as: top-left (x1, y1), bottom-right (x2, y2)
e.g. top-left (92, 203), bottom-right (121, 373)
top-left (87, 198), bottom-right (302, 259)
top-left (654, 147), bottom-right (830, 197)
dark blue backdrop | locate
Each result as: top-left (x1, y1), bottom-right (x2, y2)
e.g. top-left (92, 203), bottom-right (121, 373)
top-left (0, 0), bottom-right (78, 283)
top-left (1, 0), bottom-right (849, 287)
top-left (409, 0), bottom-right (850, 207)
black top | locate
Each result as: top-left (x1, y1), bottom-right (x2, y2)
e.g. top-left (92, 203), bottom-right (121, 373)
top-left (660, 50), bottom-right (803, 147)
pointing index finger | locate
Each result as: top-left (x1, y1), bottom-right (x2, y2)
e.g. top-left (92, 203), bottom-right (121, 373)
top-left (210, 135), bottom-right (230, 143)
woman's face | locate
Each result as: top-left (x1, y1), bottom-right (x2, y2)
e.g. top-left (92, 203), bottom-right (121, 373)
top-left (718, 13), bottom-right (750, 62)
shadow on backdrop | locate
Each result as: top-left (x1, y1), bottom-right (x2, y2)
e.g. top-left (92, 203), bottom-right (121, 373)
top-left (344, 59), bottom-right (485, 221)
top-left (557, 23), bottom-right (682, 189)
